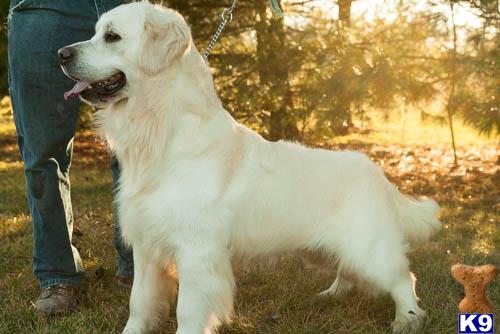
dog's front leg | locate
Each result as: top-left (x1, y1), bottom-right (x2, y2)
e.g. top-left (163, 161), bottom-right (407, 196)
top-left (123, 245), bottom-right (174, 334)
top-left (175, 245), bottom-right (234, 334)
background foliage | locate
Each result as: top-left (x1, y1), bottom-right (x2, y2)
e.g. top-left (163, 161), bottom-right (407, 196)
top-left (166, 0), bottom-right (499, 141)
top-left (1, 0), bottom-right (8, 95)
top-left (0, 0), bottom-right (498, 141)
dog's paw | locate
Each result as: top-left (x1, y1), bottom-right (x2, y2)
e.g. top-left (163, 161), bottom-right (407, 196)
top-left (122, 330), bottom-right (140, 334)
top-left (317, 278), bottom-right (353, 299)
top-left (391, 310), bottom-right (426, 334)
top-left (122, 324), bottom-right (143, 334)
top-left (317, 287), bottom-right (349, 299)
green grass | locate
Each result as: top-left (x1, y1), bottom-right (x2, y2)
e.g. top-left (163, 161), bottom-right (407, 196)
top-left (0, 99), bottom-right (498, 334)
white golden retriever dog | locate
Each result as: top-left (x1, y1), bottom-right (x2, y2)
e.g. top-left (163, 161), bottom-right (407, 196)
top-left (59, 3), bottom-right (441, 334)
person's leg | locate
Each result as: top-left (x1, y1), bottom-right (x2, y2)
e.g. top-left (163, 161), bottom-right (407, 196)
top-left (8, 0), bottom-right (102, 290)
top-left (91, 0), bottom-right (135, 285)
top-left (110, 155), bottom-right (134, 283)
top-left (94, 0), bottom-right (135, 283)
top-left (9, 0), bottom-right (127, 295)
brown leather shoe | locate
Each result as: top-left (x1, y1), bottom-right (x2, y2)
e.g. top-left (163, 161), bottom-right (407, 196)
top-left (117, 275), bottom-right (133, 289)
top-left (34, 285), bottom-right (77, 315)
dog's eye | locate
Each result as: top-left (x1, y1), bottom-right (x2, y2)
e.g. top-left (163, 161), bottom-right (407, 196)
top-left (105, 32), bottom-right (121, 43)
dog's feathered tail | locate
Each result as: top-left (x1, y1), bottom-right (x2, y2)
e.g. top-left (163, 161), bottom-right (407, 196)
top-left (389, 183), bottom-right (442, 245)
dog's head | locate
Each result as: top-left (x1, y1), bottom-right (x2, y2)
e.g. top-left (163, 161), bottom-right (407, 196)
top-left (59, 3), bottom-right (192, 107)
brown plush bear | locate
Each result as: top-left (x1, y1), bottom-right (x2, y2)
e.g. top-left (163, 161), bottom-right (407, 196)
top-left (451, 263), bottom-right (498, 313)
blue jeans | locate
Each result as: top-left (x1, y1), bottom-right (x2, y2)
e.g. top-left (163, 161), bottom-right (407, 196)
top-left (7, 0), bottom-right (133, 288)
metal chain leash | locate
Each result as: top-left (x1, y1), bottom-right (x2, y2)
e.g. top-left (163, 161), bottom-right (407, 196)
top-left (203, 0), bottom-right (238, 60)
top-left (202, 0), bottom-right (283, 60)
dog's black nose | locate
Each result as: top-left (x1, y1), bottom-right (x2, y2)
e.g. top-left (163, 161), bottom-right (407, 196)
top-left (58, 47), bottom-right (74, 65)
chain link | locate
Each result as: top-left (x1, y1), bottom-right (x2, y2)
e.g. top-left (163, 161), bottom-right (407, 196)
top-left (203, 0), bottom-right (238, 60)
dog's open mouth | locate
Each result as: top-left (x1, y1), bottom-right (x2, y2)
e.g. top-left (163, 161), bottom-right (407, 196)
top-left (64, 71), bottom-right (126, 100)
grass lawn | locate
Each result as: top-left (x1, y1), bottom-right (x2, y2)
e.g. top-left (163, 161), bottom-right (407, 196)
top-left (0, 98), bottom-right (498, 333)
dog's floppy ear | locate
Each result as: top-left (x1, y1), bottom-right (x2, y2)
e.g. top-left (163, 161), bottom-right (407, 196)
top-left (138, 7), bottom-right (191, 75)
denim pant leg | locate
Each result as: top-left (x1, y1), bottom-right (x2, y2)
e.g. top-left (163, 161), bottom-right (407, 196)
top-left (110, 156), bottom-right (134, 278)
top-left (8, 0), bottom-right (126, 288)
top-left (97, 0), bottom-right (134, 278)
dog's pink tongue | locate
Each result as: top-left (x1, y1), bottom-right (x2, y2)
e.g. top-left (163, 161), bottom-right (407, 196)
top-left (64, 81), bottom-right (90, 100)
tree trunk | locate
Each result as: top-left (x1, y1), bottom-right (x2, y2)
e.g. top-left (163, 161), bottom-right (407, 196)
top-left (255, 0), bottom-right (298, 141)
top-left (338, 0), bottom-right (353, 27)
top-left (447, 1), bottom-right (458, 166)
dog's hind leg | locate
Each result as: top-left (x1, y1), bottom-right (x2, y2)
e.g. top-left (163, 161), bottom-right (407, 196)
top-left (175, 244), bottom-right (234, 334)
top-left (123, 246), bottom-right (176, 334)
top-left (319, 217), bottom-right (426, 332)
top-left (318, 265), bottom-right (354, 298)
top-left (351, 247), bottom-right (426, 334)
